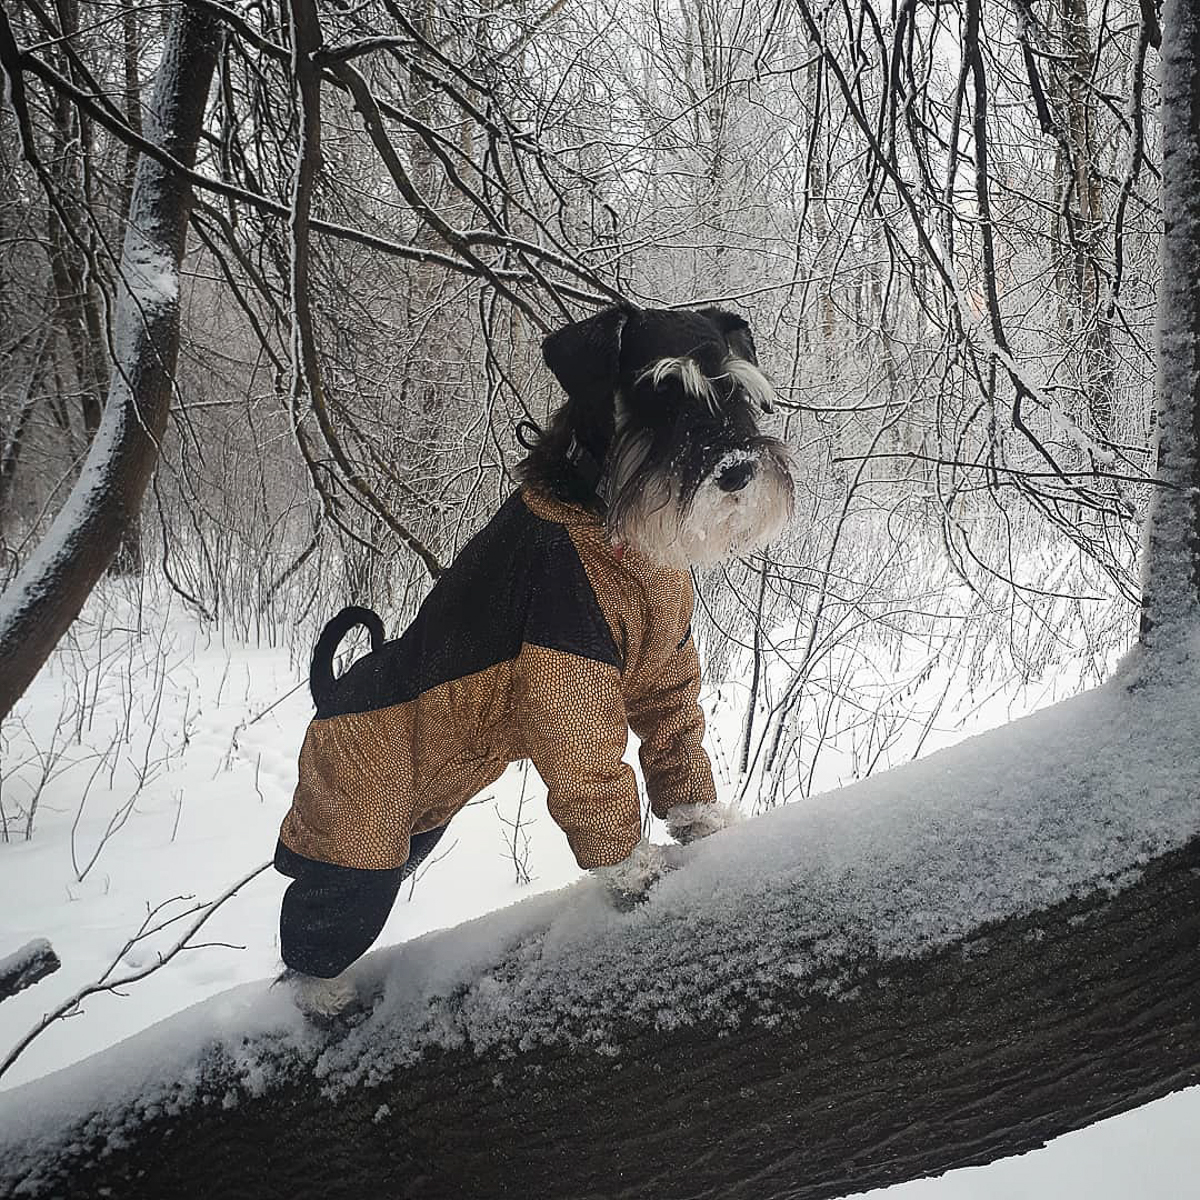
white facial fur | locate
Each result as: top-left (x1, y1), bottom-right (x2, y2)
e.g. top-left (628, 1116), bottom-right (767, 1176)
top-left (718, 356), bottom-right (777, 413)
top-left (606, 357), bottom-right (793, 568)
top-left (611, 443), bottom-right (793, 568)
top-left (635, 357), bottom-right (720, 415)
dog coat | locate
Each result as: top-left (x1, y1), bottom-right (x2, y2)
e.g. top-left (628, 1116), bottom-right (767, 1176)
top-left (278, 486), bottom-right (717, 872)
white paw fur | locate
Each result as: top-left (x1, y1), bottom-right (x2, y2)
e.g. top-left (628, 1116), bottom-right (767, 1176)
top-left (288, 970), bottom-right (358, 1019)
top-left (665, 801), bottom-right (740, 845)
top-left (592, 838), bottom-right (666, 907)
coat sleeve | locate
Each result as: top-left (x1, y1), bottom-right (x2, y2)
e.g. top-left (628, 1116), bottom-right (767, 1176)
top-left (625, 624), bottom-right (717, 821)
top-left (514, 642), bottom-right (642, 869)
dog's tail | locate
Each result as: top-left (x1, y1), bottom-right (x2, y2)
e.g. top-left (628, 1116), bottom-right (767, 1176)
top-left (309, 606), bottom-right (386, 708)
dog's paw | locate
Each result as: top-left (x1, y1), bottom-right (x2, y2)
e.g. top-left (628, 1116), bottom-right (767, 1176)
top-left (279, 967), bottom-right (359, 1024)
top-left (665, 800), bottom-right (740, 845)
top-left (592, 839), bottom-right (666, 910)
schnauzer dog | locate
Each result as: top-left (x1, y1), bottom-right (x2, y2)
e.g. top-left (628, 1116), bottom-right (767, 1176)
top-left (273, 305), bottom-right (794, 1018)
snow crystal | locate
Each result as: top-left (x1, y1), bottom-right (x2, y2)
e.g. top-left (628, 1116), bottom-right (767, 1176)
top-left (711, 448), bottom-right (756, 475)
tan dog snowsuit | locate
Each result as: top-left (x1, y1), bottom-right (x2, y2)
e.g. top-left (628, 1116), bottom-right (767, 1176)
top-left (275, 487), bottom-right (717, 975)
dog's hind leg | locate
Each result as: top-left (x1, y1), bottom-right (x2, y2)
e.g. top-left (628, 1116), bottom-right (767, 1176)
top-left (275, 844), bottom-right (403, 1014)
top-left (273, 827), bottom-right (449, 1020)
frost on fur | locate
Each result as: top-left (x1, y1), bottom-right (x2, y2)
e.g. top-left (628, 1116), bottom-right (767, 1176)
top-left (591, 839), bottom-right (666, 909)
top-left (665, 801), bottom-right (740, 845)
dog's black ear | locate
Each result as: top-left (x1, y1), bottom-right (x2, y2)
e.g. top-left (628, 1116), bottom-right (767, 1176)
top-left (542, 307), bottom-right (630, 409)
top-left (699, 307), bottom-right (758, 365)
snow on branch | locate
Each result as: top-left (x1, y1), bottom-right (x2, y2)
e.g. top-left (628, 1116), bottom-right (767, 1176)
top-left (2, 660), bottom-right (1200, 1196)
top-left (0, 940), bottom-right (60, 1006)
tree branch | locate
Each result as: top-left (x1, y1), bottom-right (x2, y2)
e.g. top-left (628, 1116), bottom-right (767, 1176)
top-left (0, 940), bottom-right (60, 1005)
top-left (284, 0), bottom-right (443, 581)
top-left (1, 820), bottom-right (1198, 1198)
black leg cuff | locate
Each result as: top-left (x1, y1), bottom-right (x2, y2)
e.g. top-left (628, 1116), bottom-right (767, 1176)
top-left (275, 841), bottom-right (405, 978)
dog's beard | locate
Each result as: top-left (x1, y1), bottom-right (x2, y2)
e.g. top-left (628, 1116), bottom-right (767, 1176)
top-left (676, 445), bottom-right (793, 566)
top-left (608, 439), bottom-right (793, 569)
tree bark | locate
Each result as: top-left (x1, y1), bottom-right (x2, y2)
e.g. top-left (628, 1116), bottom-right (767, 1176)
top-left (1056, 0), bottom-right (1115, 437)
top-left (110, 0), bottom-right (147, 578)
top-left (117, 0), bottom-right (144, 247)
top-left (0, 327), bottom-right (53, 527)
top-left (1, 829), bottom-right (1198, 1200)
top-left (0, 4), bottom-right (220, 721)
top-left (41, 0), bottom-right (109, 444)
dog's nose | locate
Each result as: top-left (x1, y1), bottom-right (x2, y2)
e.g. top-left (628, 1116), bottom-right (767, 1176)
top-left (717, 460), bottom-right (755, 492)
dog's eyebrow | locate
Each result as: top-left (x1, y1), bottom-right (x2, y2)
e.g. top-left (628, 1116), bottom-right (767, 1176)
top-left (718, 356), bottom-right (776, 413)
top-left (637, 357), bottom-right (721, 415)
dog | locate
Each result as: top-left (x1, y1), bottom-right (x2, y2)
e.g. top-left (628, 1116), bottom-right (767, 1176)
top-left (273, 304), bottom-right (794, 1017)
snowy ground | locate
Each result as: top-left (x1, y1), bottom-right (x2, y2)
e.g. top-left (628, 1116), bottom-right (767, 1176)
top-left (0, 584), bottom-right (1196, 1197)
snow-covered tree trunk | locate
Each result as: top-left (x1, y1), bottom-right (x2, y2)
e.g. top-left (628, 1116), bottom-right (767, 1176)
top-left (0, 5), bottom-right (219, 721)
top-left (1140, 0), bottom-right (1200, 652)
top-left (1, 766), bottom-right (1199, 1200)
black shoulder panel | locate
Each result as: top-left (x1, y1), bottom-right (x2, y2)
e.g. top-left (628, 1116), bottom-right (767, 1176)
top-left (317, 493), bottom-right (619, 717)
top-left (524, 531), bottom-right (621, 670)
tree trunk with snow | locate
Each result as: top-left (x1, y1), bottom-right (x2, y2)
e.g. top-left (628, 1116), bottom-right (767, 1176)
top-left (1140, 0), bottom-right (1200, 649)
top-left (1, 772), bottom-right (1198, 1200)
top-left (0, 5), bottom-right (219, 721)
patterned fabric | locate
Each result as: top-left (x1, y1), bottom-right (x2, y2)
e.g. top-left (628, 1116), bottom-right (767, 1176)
top-left (279, 487), bottom-right (716, 872)
top-left (528, 490), bottom-right (715, 822)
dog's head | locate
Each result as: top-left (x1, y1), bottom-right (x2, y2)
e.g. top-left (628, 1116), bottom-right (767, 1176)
top-left (519, 305), bottom-right (794, 568)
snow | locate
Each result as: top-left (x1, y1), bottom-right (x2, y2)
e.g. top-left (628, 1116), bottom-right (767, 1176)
top-left (121, 241), bottom-right (179, 309)
top-left (712, 447), bottom-right (757, 474)
top-left (1, 590), bottom-right (1199, 1192)
top-left (114, 27), bottom-right (184, 315)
